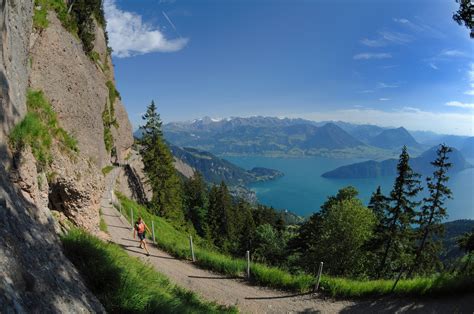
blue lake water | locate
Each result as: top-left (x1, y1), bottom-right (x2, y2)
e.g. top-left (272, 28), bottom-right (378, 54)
top-left (225, 156), bottom-right (474, 221)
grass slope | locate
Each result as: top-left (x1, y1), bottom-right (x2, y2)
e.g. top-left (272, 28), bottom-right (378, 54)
top-left (117, 193), bottom-right (474, 298)
top-left (62, 229), bottom-right (235, 313)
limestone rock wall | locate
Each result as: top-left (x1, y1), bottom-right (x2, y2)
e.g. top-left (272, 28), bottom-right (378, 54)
top-left (0, 0), bottom-right (31, 166)
top-left (28, 11), bottom-right (133, 231)
top-left (0, 0), bottom-right (104, 311)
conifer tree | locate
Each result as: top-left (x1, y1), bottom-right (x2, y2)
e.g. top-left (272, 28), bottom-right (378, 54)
top-left (207, 182), bottom-right (234, 249)
top-left (183, 172), bottom-right (209, 237)
top-left (408, 144), bottom-right (452, 277)
top-left (365, 186), bottom-right (390, 275)
top-left (236, 199), bottom-right (256, 255)
top-left (139, 100), bottom-right (184, 223)
top-left (377, 146), bottom-right (422, 278)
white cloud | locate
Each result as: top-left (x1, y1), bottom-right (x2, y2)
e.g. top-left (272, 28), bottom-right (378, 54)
top-left (360, 38), bottom-right (385, 47)
top-left (379, 98), bottom-right (390, 101)
top-left (462, 64), bottom-right (474, 96)
top-left (439, 50), bottom-right (467, 57)
top-left (353, 53), bottom-right (392, 60)
top-left (288, 108), bottom-right (473, 136)
top-left (393, 17), bottom-right (444, 38)
top-left (446, 101), bottom-right (474, 109)
top-left (377, 82), bottom-right (399, 89)
top-left (378, 31), bottom-right (413, 44)
top-left (429, 63), bottom-right (438, 70)
top-left (104, 0), bottom-right (189, 58)
top-left (358, 90), bottom-right (374, 93)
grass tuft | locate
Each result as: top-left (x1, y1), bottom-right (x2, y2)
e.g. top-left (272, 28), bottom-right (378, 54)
top-left (9, 89), bottom-right (78, 170)
top-left (101, 165), bottom-right (114, 176)
top-left (61, 229), bottom-right (235, 313)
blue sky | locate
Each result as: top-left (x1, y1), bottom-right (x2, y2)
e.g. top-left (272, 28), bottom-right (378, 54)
top-left (105, 0), bottom-right (473, 135)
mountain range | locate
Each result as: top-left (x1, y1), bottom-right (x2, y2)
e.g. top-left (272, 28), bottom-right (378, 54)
top-left (161, 116), bottom-right (473, 160)
top-left (322, 146), bottom-right (472, 179)
top-left (162, 117), bottom-right (432, 158)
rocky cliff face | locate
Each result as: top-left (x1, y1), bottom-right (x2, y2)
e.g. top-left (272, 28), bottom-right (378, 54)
top-left (27, 10), bottom-right (133, 233)
top-left (1, 0), bottom-right (106, 312)
top-left (0, 0), bottom-right (31, 166)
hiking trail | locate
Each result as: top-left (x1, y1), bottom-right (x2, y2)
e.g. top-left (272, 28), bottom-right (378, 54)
top-left (100, 167), bottom-right (473, 313)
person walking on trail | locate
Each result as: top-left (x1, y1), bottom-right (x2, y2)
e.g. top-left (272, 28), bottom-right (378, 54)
top-left (134, 217), bottom-right (151, 256)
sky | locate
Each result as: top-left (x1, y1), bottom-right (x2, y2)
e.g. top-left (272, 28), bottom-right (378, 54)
top-left (104, 0), bottom-right (474, 136)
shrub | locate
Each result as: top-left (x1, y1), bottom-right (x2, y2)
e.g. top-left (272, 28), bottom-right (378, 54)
top-left (61, 229), bottom-right (234, 313)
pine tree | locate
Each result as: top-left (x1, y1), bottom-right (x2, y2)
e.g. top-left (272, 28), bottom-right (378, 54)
top-left (139, 101), bottom-right (184, 223)
top-left (407, 144), bottom-right (452, 277)
top-left (368, 186), bottom-right (389, 223)
top-left (207, 182), bottom-right (234, 249)
top-left (365, 186), bottom-right (390, 276)
top-left (236, 199), bottom-right (256, 255)
top-left (377, 146), bottom-right (422, 278)
top-left (183, 171), bottom-right (209, 237)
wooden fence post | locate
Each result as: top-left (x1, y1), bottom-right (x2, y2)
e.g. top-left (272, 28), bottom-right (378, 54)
top-left (314, 262), bottom-right (324, 291)
top-left (189, 235), bottom-right (195, 262)
top-left (131, 209), bottom-right (134, 231)
top-left (246, 251), bottom-right (250, 279)
top-left (152, 221), bottom-right (156, 244)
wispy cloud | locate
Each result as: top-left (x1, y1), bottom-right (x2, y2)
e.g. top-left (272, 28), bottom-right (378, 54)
top-left (377, 82), bottom-right (399, 89)
top-left (378, 31), bottom-right (413, 44)
top-left (104, 0), bottom-right (189, 58)
top-left (379, 98), bottom-right (391, 101)
top-left (445, 101), bottom-right (474, 109)
top-left (462, 63), bottom-right (474, 95)
top-left (360, 38), bottom-right (385, 47)
top-left (353, 53), bottom-right (392, 60)
top-left (358, 90), bottom-right (374, 93)
top-left (429, 63), bottom-right (439, 70)
top-left (393, 17), bottom-right (445, 38)
top-left (439, 49), bottom-right (467, 57)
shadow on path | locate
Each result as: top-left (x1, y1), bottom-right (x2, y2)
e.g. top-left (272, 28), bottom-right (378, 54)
top-left (188, 275), bottom-right (241, 280)
top-left (108, 224), bottom-right (131, 230)
top-left (245, 292), bottom-right (314, 300)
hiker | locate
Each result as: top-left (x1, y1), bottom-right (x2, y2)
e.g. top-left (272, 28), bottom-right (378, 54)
top-left (134, 217), bottom-right (151, 256)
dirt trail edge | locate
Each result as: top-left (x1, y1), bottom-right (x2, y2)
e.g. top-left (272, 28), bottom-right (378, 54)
top-left (100, 168), bottom-right (473, 314)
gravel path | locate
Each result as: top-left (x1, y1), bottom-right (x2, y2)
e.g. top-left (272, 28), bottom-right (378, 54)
top-left (100, 168), bottom-right (474, 313)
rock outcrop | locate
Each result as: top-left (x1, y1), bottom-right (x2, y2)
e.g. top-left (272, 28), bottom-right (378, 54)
top-left (0, 0), bottom-right (105, 311)
top-left (115, 149), bottom-right (152, 203)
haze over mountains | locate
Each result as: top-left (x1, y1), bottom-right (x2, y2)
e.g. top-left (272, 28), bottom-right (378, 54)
top-left (162, 116), bottom-right (473, 159)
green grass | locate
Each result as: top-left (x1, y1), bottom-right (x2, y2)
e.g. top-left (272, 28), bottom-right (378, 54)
top-left (62, 229), bottom-right (235, 313)
top-left (9, 89), bottom-right (78, 169)
top-left (101, 165), bottom-right (114, 176)
top-left (106, 81), bottom-right (121, 111)
top-left (99, 209), bottom-right (108, 233)
top-left (33, 0), bottom-right (78, 33)
top-left (116, 193), bottom-right (474, 298)
top-left (33, 1), bottom-right (49, 29)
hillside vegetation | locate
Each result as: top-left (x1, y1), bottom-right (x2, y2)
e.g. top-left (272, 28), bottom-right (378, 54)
top-left (116, 193), bottom-right (474, 298)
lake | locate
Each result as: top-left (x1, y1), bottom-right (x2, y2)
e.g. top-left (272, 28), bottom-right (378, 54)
top-left (226, 156), bottom-right (474, 221)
